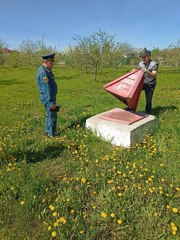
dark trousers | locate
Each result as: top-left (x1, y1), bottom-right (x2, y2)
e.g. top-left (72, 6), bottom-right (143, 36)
top-left (142, 82), bottom-right (156, 114)
top-left (44, 103), bottom-right (57, 136)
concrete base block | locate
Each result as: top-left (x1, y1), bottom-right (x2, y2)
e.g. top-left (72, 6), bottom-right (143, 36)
top-left (85, 108), bottom-right (156, 148)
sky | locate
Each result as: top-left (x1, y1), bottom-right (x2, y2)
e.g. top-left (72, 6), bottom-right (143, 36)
top-left (1, 0), bottom-right (180, 51)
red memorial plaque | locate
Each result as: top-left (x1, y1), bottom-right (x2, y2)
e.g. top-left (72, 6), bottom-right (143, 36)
top-left (103, 70), bottom-right (144, 111)
top-left (98, 108), bottom-right (148, 125)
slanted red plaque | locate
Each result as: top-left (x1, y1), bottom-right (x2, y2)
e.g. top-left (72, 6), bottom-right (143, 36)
top-left (98, 108), bottom-right (148, 125)
top-left (103, 70), bottom-right (144, 111)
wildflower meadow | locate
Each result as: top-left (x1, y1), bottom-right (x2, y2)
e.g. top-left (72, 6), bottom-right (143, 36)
top-left (0, 66), bottom-right (179, 239)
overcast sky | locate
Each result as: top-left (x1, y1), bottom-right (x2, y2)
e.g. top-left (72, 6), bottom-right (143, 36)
top-left (1, 0), bottom-right (180, 51)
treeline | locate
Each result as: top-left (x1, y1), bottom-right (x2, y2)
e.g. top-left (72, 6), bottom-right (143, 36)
top-left (1, 29), bottom-right (180, 80)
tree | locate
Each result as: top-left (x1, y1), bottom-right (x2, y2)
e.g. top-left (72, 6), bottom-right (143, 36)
top-left (108, 42), bottom-right (133, 68)
top-left (18, 38), bottom-right (57, 67)
top-left (0, 38), bottom-right (8, 66)
top-left (71, 29), bottom-right (116, 81)
top-left (160, 41), bottom-right (180, 67)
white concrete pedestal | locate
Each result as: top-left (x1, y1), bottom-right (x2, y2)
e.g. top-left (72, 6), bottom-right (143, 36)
top-left (85, 108), bottom-right (156, 148)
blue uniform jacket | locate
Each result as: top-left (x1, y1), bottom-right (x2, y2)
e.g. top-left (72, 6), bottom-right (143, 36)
top-left (36, 65), bottom-right (58, 107)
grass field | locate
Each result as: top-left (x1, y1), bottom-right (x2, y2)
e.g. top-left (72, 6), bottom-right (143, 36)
top-left (0, 66), bottom-right (179, 239)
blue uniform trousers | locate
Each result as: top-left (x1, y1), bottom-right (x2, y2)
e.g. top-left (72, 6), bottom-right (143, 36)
top-left (44, 103), bottom-right (57, 136)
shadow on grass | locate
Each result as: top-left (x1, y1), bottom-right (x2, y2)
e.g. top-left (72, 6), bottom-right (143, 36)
top-left (14, 144), bottom-right (65, 164)
top-left (58, 115), bottom-right (92, 134)
top-left (152, 105), bottom-right (178, 116)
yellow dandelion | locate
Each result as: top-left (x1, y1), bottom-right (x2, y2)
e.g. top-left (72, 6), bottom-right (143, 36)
top-left (71, 209), bottom-right (75, 214)
top-left (166, 205), bottom-right (170, 209)
top-left (54, 222), bottom-right (59, 227)
top-left (110, 213), bottom-right (115, 218)
top-left (52, 212), bottom-right (57, 217)
top-left (118, 192), bottom-right (123, 197)
top-left (172, 208), bottom-right (178, 213)
top-left (117, 218), bottom-right (123, 225)
top-left (49, 205), bottom-right (55, 211)
top-left (172, 231), bottom-right (177, 235)
top-left (148, 188), bottom-right (153, 193)
top-left (59, 217), bottom-right (67, 224)
top-left (47, 226), bottom-right (51, 231)
top-left (101, 212), bottom-right (107, 219)
top-left (80, 230), bottom-right (84, 234)
top-left (172, 226), bottom-right (177, 231)
top-left (20, 201), bottom-right (25, 206)
top-left (81, 177), bottom-right (86, 184)
top-left (153, 212), bottom-right (158, 217)
top-left (51, 231), bottom-right (57, 237)
top-left (107, 180), bottom-right (114, 184)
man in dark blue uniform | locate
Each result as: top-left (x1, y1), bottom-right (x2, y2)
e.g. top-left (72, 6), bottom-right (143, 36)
top-left (137, 48), bottom-right (158, 114)
top-left (36, 53), bottom-right (59, 137)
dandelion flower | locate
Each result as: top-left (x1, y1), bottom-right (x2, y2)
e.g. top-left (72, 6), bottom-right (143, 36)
top-left (172, 226), bottom-right (177, 231)
top-left (107, 180), bottom-right (114, 184)
top-left (54, 222), bottom-right (59, 227)
top-left (81, 177), bottom-right (86, 184)
top-left (53, 212), bottom-right (57, 217)
top-left (49, 205), bottom-right (55, 211)
top-left (117, 219), bottom-right (123, 224)
top-left (101, 212), bottom-right (107, 219)
top-left (51, 231), bottom-right (57, 237)
top-left (153, 212), bottom-right (158, 217)
top-left (172, 208), bottom-right (178, 213)
top-left (20, 201), bottom-right (25, 206)
top-left (59, 217), bottom-right (67, 224)
top-left (110, 213), bottom-right (115, 218)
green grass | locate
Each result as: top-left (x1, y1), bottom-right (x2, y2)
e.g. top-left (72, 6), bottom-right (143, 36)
top-left (0, 66), bottom-right (179, 239)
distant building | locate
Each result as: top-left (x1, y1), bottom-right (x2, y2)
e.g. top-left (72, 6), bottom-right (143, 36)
top-left (1, 48), bottom-right (13, 54)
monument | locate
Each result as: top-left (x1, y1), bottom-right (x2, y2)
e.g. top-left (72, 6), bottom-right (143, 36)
top-left (85, 69), bottom-right (155, 148)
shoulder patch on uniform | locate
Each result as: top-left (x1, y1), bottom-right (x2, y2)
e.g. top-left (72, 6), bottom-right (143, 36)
top-left (43, 77), bottom-right (48, 83)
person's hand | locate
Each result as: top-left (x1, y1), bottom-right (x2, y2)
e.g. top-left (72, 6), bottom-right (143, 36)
top-left (50, 105), bottom-right (57, 110)
top-left (142, 68), bottom-right (147, 73)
